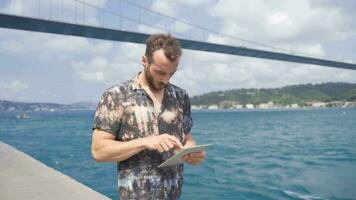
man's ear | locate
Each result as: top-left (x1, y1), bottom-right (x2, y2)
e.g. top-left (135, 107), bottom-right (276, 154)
top-left (142, 55), bottom-right (148, 67)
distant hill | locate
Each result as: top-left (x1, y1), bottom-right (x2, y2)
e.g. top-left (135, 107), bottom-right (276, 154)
top-left (2, 82), bottom-right (356, 111)
top-left (190, 82), bottom-right (356, 106)
top-left (0, 100), bottom-right (97, 112)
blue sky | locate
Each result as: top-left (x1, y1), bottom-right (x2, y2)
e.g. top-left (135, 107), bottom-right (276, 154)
top-left (1, 0), bottom-right (356, 104)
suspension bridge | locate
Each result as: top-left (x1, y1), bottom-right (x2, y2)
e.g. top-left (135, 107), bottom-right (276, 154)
top-left (0, 0), bottom-right (355, 70)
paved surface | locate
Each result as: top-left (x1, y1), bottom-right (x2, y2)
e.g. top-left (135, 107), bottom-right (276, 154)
top-left (0, 141), bottom-right (111, 200)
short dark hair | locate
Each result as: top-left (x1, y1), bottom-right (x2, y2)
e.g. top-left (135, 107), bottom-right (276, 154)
top-left (145, 33), bottom-right (182, 64)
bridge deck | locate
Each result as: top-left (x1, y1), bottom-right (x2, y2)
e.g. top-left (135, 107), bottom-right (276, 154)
top-left (0, 13), bottom-right (355, 71)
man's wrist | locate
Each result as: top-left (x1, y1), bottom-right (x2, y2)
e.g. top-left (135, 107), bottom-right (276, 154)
top-left (138, 137), bottom-right (148, 149)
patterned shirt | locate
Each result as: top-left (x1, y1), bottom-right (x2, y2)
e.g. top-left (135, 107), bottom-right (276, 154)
top-left (92, 72), bottom-right (193, 200)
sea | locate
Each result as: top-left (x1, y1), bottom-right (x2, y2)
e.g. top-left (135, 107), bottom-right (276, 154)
top-left (0, 108), bottom-right (355, 200)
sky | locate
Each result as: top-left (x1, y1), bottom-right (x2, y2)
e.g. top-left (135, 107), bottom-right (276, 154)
top-left (0, 0), bottom-right (356, 104)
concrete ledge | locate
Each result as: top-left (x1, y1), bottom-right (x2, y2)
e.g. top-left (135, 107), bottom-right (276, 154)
top-left (0, 141), bottom-right (110, 200)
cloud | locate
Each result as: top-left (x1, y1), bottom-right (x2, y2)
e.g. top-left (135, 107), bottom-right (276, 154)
top-left (157, 0), bottom-right (356, 95)
top-left (136, 24), bottom-right (167, 35)
top-left (149, 0), bottom-right (214, 37)
top-left (44, 36), bottom-right (113, 55)
top-left (71, 43), bottom-right (143, 84)
top-left (72, 56), bottom-right (108, 82)
top-left (0, 29), bottom-right (113, 60)
top-left (0, 80), bottom-right (29, 92)
top-left (1, 0), bottom-right (107, 26)
top-left (171, 49), bottom-right (356, 96)
top-left (171, 19), bottom-right (191, 34)
top-left (136, 19), bottom-right (192, 39)
top-left (1, 0), bottom-right (355, 103)
top-left (0, 0), bottom-right (112, 59)
top-left (209, 0), bottom-right (355, 47)
top-left (151, 1), bottom-right (176, 16)
top-left (151, 0), bottom-right (213, 14)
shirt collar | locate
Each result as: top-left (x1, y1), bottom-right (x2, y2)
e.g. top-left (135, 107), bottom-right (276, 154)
top-left (130, 72), bottom-right (142, 91)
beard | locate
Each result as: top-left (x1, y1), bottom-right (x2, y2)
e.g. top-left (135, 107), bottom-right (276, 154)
top-left (144, 65), bottom-right (167, 91)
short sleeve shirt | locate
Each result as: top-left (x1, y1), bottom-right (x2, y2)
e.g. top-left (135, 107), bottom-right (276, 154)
top-left (92, 72), bottom-right (193, 200)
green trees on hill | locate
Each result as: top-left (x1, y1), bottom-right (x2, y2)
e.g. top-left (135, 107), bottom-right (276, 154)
top-left (190, 82), bottom-right (356, 106)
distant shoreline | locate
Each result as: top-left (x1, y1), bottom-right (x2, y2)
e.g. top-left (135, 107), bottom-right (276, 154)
top-left (191, 106), bottom-right (355, 111)
top-left (0, 100), bottom-right (96, 112)
top-left (1, 107), bottom-right (354, 114)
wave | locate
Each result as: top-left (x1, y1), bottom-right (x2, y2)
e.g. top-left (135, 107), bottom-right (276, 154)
top-left (283, 190), bottom-right (323, 200)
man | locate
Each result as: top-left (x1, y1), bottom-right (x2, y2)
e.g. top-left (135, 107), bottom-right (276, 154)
top-left (91, 33), bottom-right (205, 200)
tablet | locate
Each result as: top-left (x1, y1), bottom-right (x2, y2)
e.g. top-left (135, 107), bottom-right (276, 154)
top-left (158, 144), bottom-right (213, 168)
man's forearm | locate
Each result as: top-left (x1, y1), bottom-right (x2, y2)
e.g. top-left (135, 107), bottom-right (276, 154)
top-left (92, 137), bottom-right (147, 162)
top-left (92, 130), bottom-right (184, 162)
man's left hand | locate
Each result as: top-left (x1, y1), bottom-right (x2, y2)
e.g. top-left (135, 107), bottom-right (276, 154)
top-left (181, 149), bottom-right (206, 165)
top-left (181, 133), bottom-right (206, 165)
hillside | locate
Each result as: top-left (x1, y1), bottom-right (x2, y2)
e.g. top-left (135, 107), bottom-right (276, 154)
top-left (190, 82), bottom-right (356, 106)
top-left (0, 100), bottom-right (97, 112)
top-left (2, 82), bottom-right (356, 111)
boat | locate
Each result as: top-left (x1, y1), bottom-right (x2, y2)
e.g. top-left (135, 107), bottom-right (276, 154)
top-left (16, 113), bottom-right (29, 119)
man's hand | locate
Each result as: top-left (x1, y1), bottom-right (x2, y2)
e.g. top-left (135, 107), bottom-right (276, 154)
top-left (181, 133), bottom-right (206, 165)
top-left (144, 134), bottom-right (183, 153)
top-left (181, 142), bottom-right (206, 165)
top-left (181, 151), bottom-right (206, 165)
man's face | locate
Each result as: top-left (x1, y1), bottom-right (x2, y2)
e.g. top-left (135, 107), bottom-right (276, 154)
top-left (142, 49), bottom-right (179, 91)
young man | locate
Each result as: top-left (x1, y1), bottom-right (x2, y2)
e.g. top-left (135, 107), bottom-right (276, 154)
top-left (91, 33), bottom-right (205, 199)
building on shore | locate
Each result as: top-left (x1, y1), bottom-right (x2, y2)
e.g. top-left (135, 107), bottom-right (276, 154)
top-left (310, 102), bottom-right (327, 108)
top-left (291, 103), bottom-right (299, 108)
top-left (208, 105), bottom-right (219, 110)
top-left (245, 104), bottom-right (254, 109)
top-left (191, 100), bottom-right (356, 110)
top-left (258, 101), bottom-right (274, 109)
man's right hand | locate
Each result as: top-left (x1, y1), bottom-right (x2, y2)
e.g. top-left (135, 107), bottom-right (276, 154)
top-left (144, 134), bottom-right (183, 153)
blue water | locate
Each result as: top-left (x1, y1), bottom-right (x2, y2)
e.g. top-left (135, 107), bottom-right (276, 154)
top-left (0, 108), bottom-right (355, 200)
